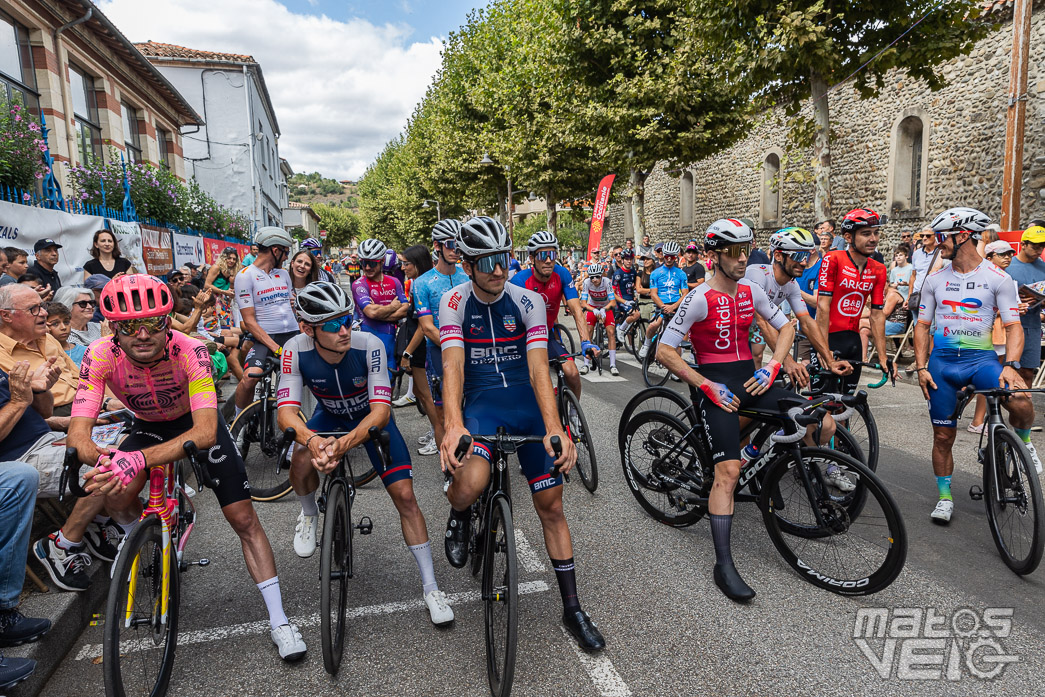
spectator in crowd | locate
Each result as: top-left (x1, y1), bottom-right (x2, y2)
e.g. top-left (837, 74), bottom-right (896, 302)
top-left (1007, 223), bottom-right (1045, 388)
top-left (636, 233), bottom-right (654, 259)
top-left (82, 230), bottom-right (132, 281)
top-left (889, 245), bottom-right (914, 301)
top-left (624, 239), bottom-right (635, 253)
top-left (82, 274), bottom-right (111, 322)
top-left (44, 302), bottom-right (85, 366)
top-left (30, 239), bottom-right (62, 292)
top-left (17, 272), bottom-right (51, 303)
top-left (205, 248), bottom-right (240, 331)
top-left (289, 250), bottom-right (319, 303)
top-left (166, 271), bottom-right (193, 315)
top-left (183, 262), bottom-right (204, 289)
top-left (0, 248), bottom-right (28, 286)
top-left (609, 245), bottom-right (623, 273)
top-left (897, 230), bottom-right (915, 263)
top-left (242, 244), bottom-right (259, 267)
top-left (679, 241), bottom-right (706, 288)
top-left (0, 249), bottom-right (5, 281)
top-left (816, 219), bottom-right (845, 251)
top-left (54, 286), bottom-right (104, 347)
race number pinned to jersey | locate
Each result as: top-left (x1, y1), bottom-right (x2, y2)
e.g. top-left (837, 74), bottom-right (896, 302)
top-left (504, 314), bottom-right (517, 333)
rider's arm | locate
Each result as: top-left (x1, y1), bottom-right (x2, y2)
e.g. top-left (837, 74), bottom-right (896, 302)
top-left (338, 335), bottom-right (393, 453)
top-left (650, 287), bottom-right (663, 311)
top-left (353, 279), bottom-right (400, 321)
top-left (275, 336), bottom-right (311, 445)
top-left (437, 290), bottom-right (467, 433)
top-left (913, 275), bottom-right (937, 371)
top-left (565, 297), bottom-right (594, 344)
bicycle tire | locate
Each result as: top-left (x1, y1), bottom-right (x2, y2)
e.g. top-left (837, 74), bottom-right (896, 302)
top-left (229, 401), bottom-right (294, 501)
top-left (484, 496), bottom-right (518, 697)
top-left (625, 317), bottom-right (648, 360)
top-left (351, 458), bottom-right (379, 487)
top-left (554, 323), bottom-right (575, 354)
top-left (561, 389), bottom-right (598, 493)
top-left (621, 410), bottom-right (709, 527)
top-left (760, 448), bottom-right (907, 595)
top-left (840, 403), bottom-right (879, 473)
top-left (984, 428), bottom-right (1045, 575)
top-left (103, 516), bottom-right (178, 697)
top-left (642, 335), bottom-right (670, 387)
top-left (321, 479), bottom-right (352, 674)
top-left (617, 387), bottom-right (694, 455)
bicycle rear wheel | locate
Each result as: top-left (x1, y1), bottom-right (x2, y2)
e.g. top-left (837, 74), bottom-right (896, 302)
top-left (618, 387), bottom-right (694, 454)
top-left (484, 496), bottom-right (518, 697)
top-left (621, 410), bottom-right (708, 526)
top-left (103, 516), bottom-right (178, 697)
top-left (984, 429), bottom-right (1044, 575)
top-left (625, 317), bottom-right (648, 360)
top-left (761, 448), bottom-right (907, 595)
top-left (554, 323), bottom-right (575, 354)
top-left (321, 479), bottom-right (352, 675)
top-left (230, 401), bottom-right (293, 501)
top-left (561, 389), bottom-right (598, 493)
top-left (642, 335), bottom-right (670, 387)
top-left (838, 403), bottom-right (879, 472)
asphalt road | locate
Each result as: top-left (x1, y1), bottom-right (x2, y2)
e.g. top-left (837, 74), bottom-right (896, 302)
top-left (37, 354), bottom-right (1045, 696)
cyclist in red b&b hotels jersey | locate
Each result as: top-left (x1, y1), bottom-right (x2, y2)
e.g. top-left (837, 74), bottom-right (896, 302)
top-left (812, 208), bottom-right (896, 393)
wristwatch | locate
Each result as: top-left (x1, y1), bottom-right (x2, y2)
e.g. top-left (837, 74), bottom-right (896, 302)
top-left (1004, 361), bottom-right (1021, 370)
top-left (402, 351), bottom-right (413, 362)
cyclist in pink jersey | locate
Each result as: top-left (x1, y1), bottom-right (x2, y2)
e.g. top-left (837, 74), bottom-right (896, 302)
top-left (65, 274), bottom-right (308, 661)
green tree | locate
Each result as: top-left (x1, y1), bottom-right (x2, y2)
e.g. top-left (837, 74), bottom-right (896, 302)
top-left (312, 202), bottom-right (359, 248)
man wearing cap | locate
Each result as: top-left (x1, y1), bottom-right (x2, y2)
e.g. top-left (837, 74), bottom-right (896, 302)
top-left (1006, 223), bottom-right (1045, 387)
top-left (30, 240), bottom-right (62, 292)
top-left (679, 241), bottom-right (706, 289)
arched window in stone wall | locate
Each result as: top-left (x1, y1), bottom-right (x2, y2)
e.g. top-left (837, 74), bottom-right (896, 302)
top-left (887, 109), bottom-right (930, 216)
top-left (759, 149), bottom-right (783, 229)
top-left (680, 171), bottom-right (695, 230)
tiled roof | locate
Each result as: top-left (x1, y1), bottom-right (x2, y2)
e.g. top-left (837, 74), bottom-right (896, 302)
top-left (288, 201), bottom-right (309, 209)
top-left (981, 0), bottom-right (1015, 16)
top-left (133, 41), bottom-right (256, 64)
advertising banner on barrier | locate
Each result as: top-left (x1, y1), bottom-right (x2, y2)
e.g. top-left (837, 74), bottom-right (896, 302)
top-left (140, 225), bottom-right (174, 276)
top-left (107, 218), bottom-right (146, 273)
top-left (0, 200), bottom-right (105, 286)
top-left (203, 237), bottom-right (250, 265)
top-left (172, 233), bottom-right (205, 268)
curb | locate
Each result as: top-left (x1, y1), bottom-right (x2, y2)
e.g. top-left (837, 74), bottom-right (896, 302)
top-left (7, 558), bottom-right (108, 696)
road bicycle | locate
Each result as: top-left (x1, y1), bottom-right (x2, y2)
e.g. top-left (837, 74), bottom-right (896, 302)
top-left (640, 309), bottom-right (693, 387)
top-left (615, 301), bottom-right (648, 360)
top-left (446, 431), bottom-right (563, 697)
top-left (550, 352), bottom-right (598, 492)
top-left (60, 427), bottom-right (218, 697)
top-left (278, 426), bottom-right (387, 674)
top-left (952, 386), bottom-right (1045, 575)
top-left (620, 386), bottom-right (907, 595)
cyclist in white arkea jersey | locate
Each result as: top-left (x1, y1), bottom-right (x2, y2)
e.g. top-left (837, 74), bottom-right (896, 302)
top-left (233, 226), bottom-right (297, 416)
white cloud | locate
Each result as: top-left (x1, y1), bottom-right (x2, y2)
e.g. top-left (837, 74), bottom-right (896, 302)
top-left (97, 0), bottom-right (443, 180)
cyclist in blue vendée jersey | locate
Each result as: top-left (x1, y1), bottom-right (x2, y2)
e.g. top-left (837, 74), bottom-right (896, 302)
top-left (412, 219), bottom-right (470, 452)
top-left (639, 241), bottom-right (688, 359)
top-left (439, 217), bottom-right (604, 651)
top-left (914, 207), bottom-right (1037, 524)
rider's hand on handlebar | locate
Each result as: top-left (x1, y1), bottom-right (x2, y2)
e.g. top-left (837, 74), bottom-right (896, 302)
top-left (829, 359), bottom-right (853, 376)
top-left (440, 423), bottom-right (472, 474)
top-left (782, 355), bottom-right (809, 388)
top-left (308, 436), bottom-right (339, 473)
top-left (545, 429), bottom-right (576, 474)
top-left (700, 380), bottom-right (740, 413)
top-left (1000, 365), bottom-right (1027, 390)
top-left (85, 448), bottom-right (146, 496)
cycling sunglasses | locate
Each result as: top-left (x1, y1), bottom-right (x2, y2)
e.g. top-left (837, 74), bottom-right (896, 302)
top-left (472, 252), bottom-right (510, 274)
top-left (439, 239), bottom-right (458, 251)
top-left (314, 314), bottom-right (352, 333)
top-left (360, 258), bottom-right (383, 269)
top-left (589, 274), bottom-right (603, 280)
top-left (722, 243), bottom-right (751, 258)
top-left (784, 250), bottom-right (811, 263)
top-left (662, 255), bottom-right (678, 262)
top-left (934, 230), bottom-right (978, 245)
top-left (115, 315), bottom-right (170, 336)
top-left (532, 249), bottom-right (557, 262)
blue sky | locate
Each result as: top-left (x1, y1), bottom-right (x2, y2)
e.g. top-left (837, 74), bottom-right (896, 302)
top-left (283, 0), bottom-right (481, 42)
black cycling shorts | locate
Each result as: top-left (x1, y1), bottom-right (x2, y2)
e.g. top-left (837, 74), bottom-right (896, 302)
top-left (809, 330), bottom-right (863, 394)
top-left (118, 411), bottom-right (250, 508)
top-left (693, 360), bottom-right (796, 465)
top-left (243, 331), bottom-right (298, 372)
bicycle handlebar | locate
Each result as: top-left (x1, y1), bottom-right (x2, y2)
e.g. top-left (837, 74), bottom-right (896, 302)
top-left (949, 385), bottom-right (1045, 421)
top-left (449, 431), bottom-right (565, 479)
top-left (60, 447), bottom-right (88, 500)
top-left (183, 440), bottom-right (221, 490)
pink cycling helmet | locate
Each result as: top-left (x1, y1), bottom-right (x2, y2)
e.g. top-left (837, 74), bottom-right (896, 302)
top-left (99, 273), bottom-right (174, 321)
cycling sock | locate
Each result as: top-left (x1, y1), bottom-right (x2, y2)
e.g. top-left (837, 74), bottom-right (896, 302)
top-left (936, 476), bottom-right (953, 501)
top-left (550, 557), bottom-right (580, 612)
top-left (1016, 428), bottom-right (1032, 443)
top-left (620, 320), bottom-right (631, 333)
top-left (56, 528), bottom-right (79, 550)
top-left (116, 520), bottom-right (137, 537)
top-left (298, 492), bottom-right (319, 517)
top-left (409, 541), bottom-right (439, 595)
top-left (257, 576), bottom-right (290, 631)
top-left (609, 349), bottom-right (616, 367)
top-left (405, 375), bottom-right (415, 400)
top-left (709, 514), bottom-right (734, 566)
top-left (642, 336), bottom-right (652, 348)
top-left (234, 405), bottom-right (243, 418)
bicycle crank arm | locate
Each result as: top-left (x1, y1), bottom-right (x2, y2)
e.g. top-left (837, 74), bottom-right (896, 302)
top-left (186, 558), bottom-right (210, 567)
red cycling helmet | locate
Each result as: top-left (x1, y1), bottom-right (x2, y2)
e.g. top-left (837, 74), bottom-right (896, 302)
top-left (840, 208), bottom-right (882, 235)
top-left (99, 274), bottom-right (174, 321)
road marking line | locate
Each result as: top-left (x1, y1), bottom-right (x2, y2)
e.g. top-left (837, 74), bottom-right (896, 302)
top-left (581, 373), bottom-right (628, 383)
top-left (616, 355), bottom-right (641, 368)
top-left (515, 529), bottom-right (547, 573)
top-left (75, 580), bottom-right (550, 661)
top-left (560, 627), bottom-right (632, 696)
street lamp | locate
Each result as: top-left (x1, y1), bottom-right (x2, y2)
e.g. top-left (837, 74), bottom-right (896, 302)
top-left (421, 199), bottom-right (441, 219)
top-left (480, 154), bottom-right (513, 238)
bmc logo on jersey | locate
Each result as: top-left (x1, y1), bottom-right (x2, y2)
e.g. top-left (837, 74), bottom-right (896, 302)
top-left (504, 315), bottom-right (517, 332)
top-left (281, 350), bottom-right (293, 373)
top-left (447, 292), bottom-right (462, 311)
top-left (940, 298), bottom-right (982, 315)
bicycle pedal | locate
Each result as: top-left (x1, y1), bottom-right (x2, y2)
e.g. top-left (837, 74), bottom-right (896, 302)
top-left (969, 485), bottom-right (984, 501)
top-left (355, 516), bottom-right (373, 535)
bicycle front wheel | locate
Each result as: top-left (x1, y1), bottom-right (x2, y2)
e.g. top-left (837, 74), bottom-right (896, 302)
top-left (484, 496), bottom-right (518, 697)
top-left (321, 479), bottom-right (352, 675)
top-left (554, 323), bottom-right (575, 354)
top-left (229, 401), bottom-right (293, 501)
top-left (103, 516), bottom-right (178, 697)
top-left (985, 428), bottom-right (1045, 575)
top-left (625, 317), bottom-right (648, 360)
top-left (561, 389), bottom-right (598, 493)
top-left (761, 448), bottom-right (907, 595)
top-left (839, 403), bottom-right (879, 472)
top-left (642, 336), bottom-right (670, 387)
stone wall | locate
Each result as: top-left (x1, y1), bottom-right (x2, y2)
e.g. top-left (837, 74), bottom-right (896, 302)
top-left (603, 6), bottom-right (1045, 253)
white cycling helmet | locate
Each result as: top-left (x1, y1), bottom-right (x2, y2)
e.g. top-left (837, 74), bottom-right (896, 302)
top-left (586, 262), bottom-right (603, 275)
top-left (255, 226), bottom-right (293, 248)
top-left (930, 207), bottom-right (992, 238)
top-left (661, 241), bottom-right (681, 256)
top-left (527, 230), bottom-right (559, 253)
top-left (358, 238), bottom-right (388, 260)
top-left (432, 219), bottom-right (462, 243)
top-left (769, 226), bottom-right (816, 252)
top-left (704, 218), bottom-right (754, 249)
top-left (457, 216), bottom-right (512, 258)
top-left (295, 281), bottom-right (354, 323)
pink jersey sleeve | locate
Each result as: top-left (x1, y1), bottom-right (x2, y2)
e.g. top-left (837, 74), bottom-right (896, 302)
top-left (71, 340), bottom-right (112, 418)
top-left (178, 334), bottom-right (218, 412)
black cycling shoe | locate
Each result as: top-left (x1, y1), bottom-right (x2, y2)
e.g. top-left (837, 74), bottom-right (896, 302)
top-left (444, 511), bottom-right (469, 569)
top-left (713, 562), bottom-right (756, 602)
top-left (0, 609), bottom-right (51, 647)
top-left (563, 609), bottom-right (606, 651)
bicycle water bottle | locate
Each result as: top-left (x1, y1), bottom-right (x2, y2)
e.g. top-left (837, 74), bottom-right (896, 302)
top-left (740, 444), bottom-right (759, 467)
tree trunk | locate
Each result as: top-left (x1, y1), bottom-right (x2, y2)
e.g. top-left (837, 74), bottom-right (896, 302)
top-left (629, 168), bottom-right (648, 242)
top-left (545, 191), bottom-right (558, 235)
top-left (811, 72), bottom-right (832, 222)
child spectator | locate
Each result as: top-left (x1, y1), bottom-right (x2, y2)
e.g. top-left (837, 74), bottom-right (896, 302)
top-left (44, 303), bottom-right (86, 366)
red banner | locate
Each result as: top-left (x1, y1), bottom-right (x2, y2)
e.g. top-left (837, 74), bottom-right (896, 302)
top-left (998, 230), bottom-right (1025, 254)
top-left (140, 225), bottom-right (174, 276)
top-left (586, 174), bottom-right (616, 261)
top-left (203, 238), bottom-right (250, 265)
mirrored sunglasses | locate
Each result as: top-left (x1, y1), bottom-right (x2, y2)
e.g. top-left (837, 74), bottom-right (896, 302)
top-left (361, 259), bottom-right (383, 268)
top-left (116, 316), bottom-right (170, 336)
top-left (473, 252), bottom-right (510, 274)
top-left (532, 250), bottom-right (557, 262)
top-left (786, 250), bottom-right (811, 263)
top-left (315, 315), bottom-right (353, 333)
top-left (722, 243), bottom-right (751, 258)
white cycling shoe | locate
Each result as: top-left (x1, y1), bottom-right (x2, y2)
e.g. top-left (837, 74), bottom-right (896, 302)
top-left (609, 365), bottom-right (620, 376)
top-left (616, 327), bottom-right (626, 343)
top-left (638, 344), bottom-right (650, 360)
top-left (579, 364), bottom-right (589, 375)
top-left (293, 512), bottom-right (318, 558)
top-left (424, 589), bottom-right (454, 626)
top-left (930, 498), bottom-right (954, 525)
top-left (825, 467), bottom-right (856, 493)
top-left (270, 623), bottom-right (307, 661)
top-left (1024, 442), bottom-right (1043, 474)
